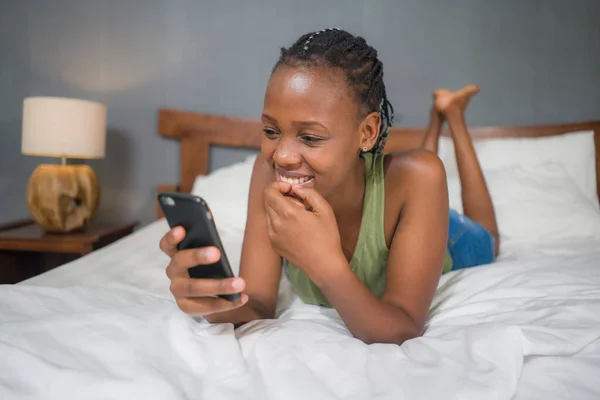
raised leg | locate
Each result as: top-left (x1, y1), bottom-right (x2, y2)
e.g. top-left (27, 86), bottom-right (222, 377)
top-left (435, 85), bottom-right (500, 255)
top-left (421, 104), bottom-right (444, 154)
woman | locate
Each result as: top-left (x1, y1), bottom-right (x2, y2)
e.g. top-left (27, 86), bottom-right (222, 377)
top-left (160, 29), bottom-right (499, 345)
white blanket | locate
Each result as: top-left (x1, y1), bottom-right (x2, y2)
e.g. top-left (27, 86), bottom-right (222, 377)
top-left (1, 220), bottom-right (600, 399)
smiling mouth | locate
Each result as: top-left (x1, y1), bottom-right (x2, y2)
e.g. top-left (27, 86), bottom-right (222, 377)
top-left (276, 171), bottom-right (314, 186)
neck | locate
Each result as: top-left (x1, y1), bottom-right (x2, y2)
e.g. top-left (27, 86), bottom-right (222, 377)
top-left (325, 156), bottom-right (366, 219)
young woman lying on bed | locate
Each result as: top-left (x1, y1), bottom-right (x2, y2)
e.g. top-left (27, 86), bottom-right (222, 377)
top-left (160, 29), bottom-right (500, 345)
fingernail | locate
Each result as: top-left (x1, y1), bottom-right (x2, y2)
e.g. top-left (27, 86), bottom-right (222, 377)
top-left (232, 278), bottom-right (244, 290)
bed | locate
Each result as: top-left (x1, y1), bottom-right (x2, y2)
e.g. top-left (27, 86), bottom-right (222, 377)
top-left (2, 109), bottom-right (600, 400)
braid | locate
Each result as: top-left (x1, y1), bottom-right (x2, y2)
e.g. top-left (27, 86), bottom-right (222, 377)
top-left (273, 28), bottom-right (395, 154)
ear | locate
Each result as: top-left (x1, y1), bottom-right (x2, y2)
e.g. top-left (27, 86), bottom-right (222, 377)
top-left (358, 111), bottom-right (381, 152)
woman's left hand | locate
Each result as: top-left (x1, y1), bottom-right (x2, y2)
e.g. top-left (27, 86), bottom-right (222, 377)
top-left (263, 181), bottom-right (343, 282)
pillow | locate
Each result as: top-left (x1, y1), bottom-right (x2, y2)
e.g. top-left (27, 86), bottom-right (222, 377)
top-left (190, 154), bottom-right (257, 232)
top-left (447, 162), bottom-right (600, 245)
top-left (190, 145), bottom-right (600, 247)
top-left (438, 130), bottom-right (599, 209)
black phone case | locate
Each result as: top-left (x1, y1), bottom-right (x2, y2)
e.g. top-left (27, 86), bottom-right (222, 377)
top-left (158, 192), bottom-right (240, 302)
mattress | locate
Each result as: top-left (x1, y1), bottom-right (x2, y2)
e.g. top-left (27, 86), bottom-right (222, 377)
top-left (1, 218), bottom-right (599, 399)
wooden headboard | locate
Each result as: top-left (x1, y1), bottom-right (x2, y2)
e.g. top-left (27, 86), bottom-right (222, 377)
top-left (157, 108), bottom-right (600, 219)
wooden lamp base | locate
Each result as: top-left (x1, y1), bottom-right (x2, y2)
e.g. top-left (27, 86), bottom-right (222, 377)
top-left (26, 164), bottom-right (100, 233)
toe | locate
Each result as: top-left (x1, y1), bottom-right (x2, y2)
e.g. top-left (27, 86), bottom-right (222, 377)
top-left (464, 84), bottom-right (480, 95)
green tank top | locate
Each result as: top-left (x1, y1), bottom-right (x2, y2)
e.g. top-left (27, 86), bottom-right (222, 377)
top-left (284, 152), bottom-right (453, 308)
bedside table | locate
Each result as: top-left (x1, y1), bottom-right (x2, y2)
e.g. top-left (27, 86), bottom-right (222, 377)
top-left (0, 219), bottom-right (138, 284)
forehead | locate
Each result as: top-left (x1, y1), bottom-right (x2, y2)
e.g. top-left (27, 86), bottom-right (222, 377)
top-left (263, 65), bottom-right (358, 121)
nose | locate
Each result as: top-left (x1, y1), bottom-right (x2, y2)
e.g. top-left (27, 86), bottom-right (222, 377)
top-left (273, 135), bottom-right (302, 169)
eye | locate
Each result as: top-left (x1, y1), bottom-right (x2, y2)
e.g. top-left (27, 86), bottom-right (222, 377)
top-left (300, 135), bottom-right (323, 145)
top-left (263, 128), bottom-right (279, 139)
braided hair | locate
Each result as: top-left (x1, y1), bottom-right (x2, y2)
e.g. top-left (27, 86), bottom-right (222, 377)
top-left (272, 28), bottom-right (394, 154)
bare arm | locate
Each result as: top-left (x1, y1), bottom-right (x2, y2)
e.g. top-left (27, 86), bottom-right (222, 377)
top-left (315, 151), bottom-right (449, 344)
top-left (162, 154), bottom-right (283, 325)
top-left (206, 154), bottom-right (283, 324)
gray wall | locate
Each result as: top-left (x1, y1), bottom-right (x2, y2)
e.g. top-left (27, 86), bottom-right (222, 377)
top-left (1, 0), bottom-right (599, 227)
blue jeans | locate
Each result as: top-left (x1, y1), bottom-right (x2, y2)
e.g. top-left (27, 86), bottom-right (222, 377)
top-left (447, 209), bottom-right (495, 271)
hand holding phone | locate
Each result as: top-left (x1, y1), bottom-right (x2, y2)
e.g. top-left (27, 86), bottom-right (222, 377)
top-left (158, 192), bottom-right (248, 315)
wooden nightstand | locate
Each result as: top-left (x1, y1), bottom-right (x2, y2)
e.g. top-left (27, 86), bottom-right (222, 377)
top-left (0, 219), bottom-right (138, 284)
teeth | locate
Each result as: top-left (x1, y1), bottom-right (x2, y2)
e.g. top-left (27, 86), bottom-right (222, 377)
top-left (277, 173), bottom-right (313, 185)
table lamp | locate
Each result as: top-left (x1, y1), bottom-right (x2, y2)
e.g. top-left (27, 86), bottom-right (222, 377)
top-left (21, 97), bottom-right (107, 233)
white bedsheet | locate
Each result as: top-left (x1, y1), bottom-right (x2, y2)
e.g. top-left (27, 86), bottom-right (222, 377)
top-left (1, 219), bottom-right (600, 399)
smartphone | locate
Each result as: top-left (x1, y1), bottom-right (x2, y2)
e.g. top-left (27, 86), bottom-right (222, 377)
top-left (158, 192), bottom-right (240, 302)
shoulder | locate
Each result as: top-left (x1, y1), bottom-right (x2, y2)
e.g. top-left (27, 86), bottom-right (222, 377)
top-left (245, 153), bottom-right (276, 208)
top-left (383, 149), bottom-right (447, 195)
top-left (380, 149), bottom-right (448, 247)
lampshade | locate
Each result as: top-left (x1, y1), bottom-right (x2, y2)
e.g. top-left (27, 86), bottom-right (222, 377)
top-left (22, 97), bottom-right (106, 159)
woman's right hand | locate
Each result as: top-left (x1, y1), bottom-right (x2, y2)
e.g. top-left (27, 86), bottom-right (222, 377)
top-left (159, 226), bottom-right (248, 317)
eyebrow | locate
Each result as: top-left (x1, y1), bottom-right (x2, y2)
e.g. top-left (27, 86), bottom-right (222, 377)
top-left (261, 114), bottom-right (328, 131)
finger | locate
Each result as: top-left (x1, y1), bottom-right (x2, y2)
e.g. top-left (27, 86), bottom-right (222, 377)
top-left (170, 276), bottom-right (245, 298)
top-left (275, 180), bottom-right (306, 207)
top-left (264, 188), bottom-right (298, 218)
top-left (289, 186), bottom-right (328, 213)
top-left (263, 187), bottom-right (279, 212)
top-left (177, 293), bottom-right (249, 316)
top-left (159, 226), bottom-right (186, 257)
top-left (168, 247), bottom-right (221, 277)
top-left (265, 181), bottom-right (295, 206)
top-left (283, 193), bottom-right (305, 208)
top-left (264, 206), bottom-right (282, 235)
top-left (274, 180), bottom-right (293, 195)
top-left (263, 184), bottom-right (283, 209)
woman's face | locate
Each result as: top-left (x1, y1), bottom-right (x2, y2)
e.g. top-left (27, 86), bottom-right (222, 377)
top-left (261, 65), bottom-right (374, 200)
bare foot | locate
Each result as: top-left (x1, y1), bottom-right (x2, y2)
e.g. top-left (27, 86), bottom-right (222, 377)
top-left (434, 84), bottom-right (480, 115)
